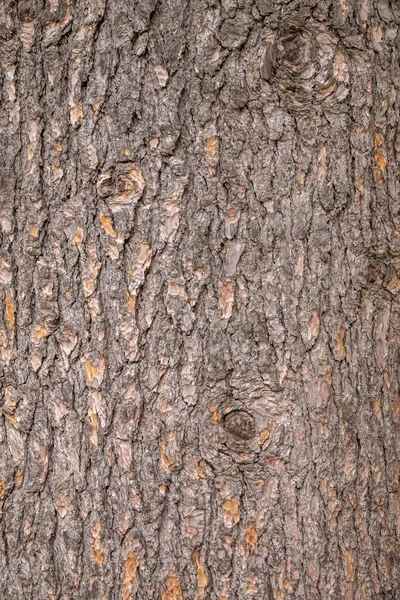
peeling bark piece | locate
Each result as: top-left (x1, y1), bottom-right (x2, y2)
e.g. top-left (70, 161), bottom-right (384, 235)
top-left (155, 65), bottom-right (169, 87)
top-left (307, 310), bottom-right (320, 342)
top-left (217, 15), bottom-right (250, 49)
top-left (255, 0), bottom-right (274, 16)
top-left (260, 41), bottom-right (276, 81)
top-left (225, 241), bottom-right (243, 277)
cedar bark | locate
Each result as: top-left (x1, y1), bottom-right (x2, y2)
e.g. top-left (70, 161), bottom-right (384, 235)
top-left (0, 0), bottom-right (400, 598)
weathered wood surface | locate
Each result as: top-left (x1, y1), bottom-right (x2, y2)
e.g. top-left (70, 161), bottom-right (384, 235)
top-left (1, 0), bottom-right (400, 598)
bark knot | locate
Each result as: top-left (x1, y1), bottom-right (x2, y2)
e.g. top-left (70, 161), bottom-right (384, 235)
top-left (224, 410), bottom-right (255, 440)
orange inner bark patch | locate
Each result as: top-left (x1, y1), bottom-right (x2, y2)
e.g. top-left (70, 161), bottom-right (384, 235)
top-left (27, 142), bottom-right (34, 161)
top-left (284, 580), bottom-right (293, 592)
top-left (125, 291), bottom-right (136, 313)
top-left (374, 396), bottom-right (381, 414)
top-left (307, 310), bottom-right (320, 341)
top-left (387, 273), bottom-right (400, 293)
top-left (16, 467), bottom-right (23, 486)
top-left (90, 522), bottom-right (103, 566)
top-left (335, 326), bottom-right (346, 359)
top-left (4, 387), bottom-right (16, 412)
top-left (333, 51), bottom-right (349, 83)
top-left (375, 150), bottom-right (387, 172)
top-left (3, 412), bottom-right (19, 428)
top-left (29, 223), bottom-right (39, 237)
top-left (52, 142), bottom-right (63, 155)
top-left (223, 498), bottom-right (240, 524)
top-left (246, 577), bottom-right (257, 594)
top-left (5, 291), bottom-right (15, 329)
top-left (375, 132), bottom-right (383, 148)
top-left (320, 81), bottom-right (337, 98)
top-left (84, 358), bottom-right (105, 385)
top-left (260, 429), bottom-right (270, 444)
top-left (192, 549), bottom-right (208, 589)
top-left (162, 577), bottom-right (183, 600)
top-left (205, 136), bottom-right (217, 157)
top-left (167, 282), bottom-right (188, 299)
top-left (345, 551), bottom-right (355, 582)
top-left (121, 550), bottom-right (139, 600)
top-left (0, 480), bottom-right (5, 500)
top-left (72, 226), bottom-right (84, 245)
top-left (356, 177), bottom-right (364, 195)
top-left (210, 406), bottom-right (221, 423)
top-left (31, 325), bottom-right (49, 344)
top-left (160, 439), bottom-right (175, 472)
top-left (391, 394), bottom-right (400, 413)
top-left (245, 525), bottom-right (258, 548)
top-left (99, 214), bottom-right (117, 238)
top-left (88, 407), bottom-right (99, 447)
top-left (219, 282), bottom-right (234, 319)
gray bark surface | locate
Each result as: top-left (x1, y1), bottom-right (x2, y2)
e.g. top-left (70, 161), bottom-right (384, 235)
top-left (0, 0), bottom-right (400, 598)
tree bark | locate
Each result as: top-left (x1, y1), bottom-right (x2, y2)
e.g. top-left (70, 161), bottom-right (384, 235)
top-left (1, 0), bottom-right (400, 598)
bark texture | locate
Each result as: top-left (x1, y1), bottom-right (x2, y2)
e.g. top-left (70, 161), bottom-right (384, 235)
top-left (1, 0), bottom-right (400, 598)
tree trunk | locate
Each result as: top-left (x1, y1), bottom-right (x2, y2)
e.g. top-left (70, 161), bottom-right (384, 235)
top-left (1, 0), bottom-right (400, 598)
